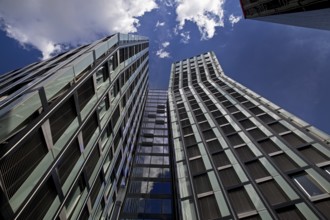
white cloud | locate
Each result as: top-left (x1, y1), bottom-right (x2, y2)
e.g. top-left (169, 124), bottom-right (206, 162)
top-left (174, 0), bottom-right (225, 40)
top-left (162, 41), bottom-right (170, 48)
top-left (156, 49), bottom-right (170, 58)
top-left (162, 0), bottom-right (175, 7)
top-left (156, 41), bottom-right (171, 58)
top-left (229, 14), bottom-right (242, 27)
top-left (156, 20), bottom-right (166, 27)
top-left (180, 31), bottom-right (190, 44)
top-left (0, 0), bottom-right (158, 60)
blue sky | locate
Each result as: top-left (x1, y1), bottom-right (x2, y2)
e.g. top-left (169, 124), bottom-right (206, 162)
top-left (0, 0), bottom-right (329, 134)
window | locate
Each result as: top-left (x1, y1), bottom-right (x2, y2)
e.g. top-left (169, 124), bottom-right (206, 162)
top-left (292, 172), bottom-right (326, 197)
top-left (235, 96), bottom-right (247, 102)
top-left (190, 158), bottom-right (206, 175)
top-left (211, 110), bottom-right (222, 118)
top-left (271, 153), bottom-right (298, 172)
top-left (151, 156), bottom-right (165, 165)
top-left (206, 139), bottom-right (222, 153)
top-left (148, 181), bottom-right (171, 194)
top-left (299, 146), bottom-right (328, 164)
top-left (152, 146), bottom-right (167, 154)
top-left (182, 126), bottom-right (193, 135)
top-left (148, 168), bottom-right (162, 178)
top-left (199, 121), bottom-right (211, 131)
top-left (123, 198), bottom-right (145, 213)
top-left (198, 195), bottom-right (221, 219)
top-left (184, 135), bottom-right (197, 146)
top-left (258, 114), bottom-right (275, 124)
top-left (227, 133), bottom-right (245, 146)
top-left (228, 187), bottom-right (255, 214)
top-left (0, 129), bottom-right (48, 198)
top-left (235, 146), bottom-right (255, 162)
top-left (187, 145), bottom-right (201, 158)
top-left (180, 119), bottom-right (190, 127)
top-left (49, 97), bottom-right (76, 143)
top-left (276, 206), bottom-right (304, 219)
top-left (139, 146), bottom-right (152, 153)
top-left (162, 199), bottom-right (172, 214)
top-left (259, 180), bottom-right (288, 205)
top-left (202, 129), bottom-right (216, 140)
top-left (258, 139), bottom-right (280, 154)
top-left (315, 199), bottom-right (330, 218)
top-left (212, 151), bottom-right (230, 168)
top-left (221, 124), bottom-right (235, 135)
top-left (18, 178), bottom-right (57, 220)
top-left (77, 78), bottom-right (95, 110)
top-left (249, 107), bottom-right (263, 115)
top-left (95, 66), bottom-right (109, 87)
top-left (65, 176), bottom-right (85, 218)
top-left (248, 128), bottom-right (267, 140)
top-left (268, 122), bottom-right (289, 134)
top-left (145, 199), bottom-right (162, 214)
top-left (281, 132), bottom-right (306, 148)
top-left (136, 155), bottom-right (151, 164)
top-left (215, 116), bottom-right (228, 126)
top-left (246, 160), bottom-right (269, 180)
top-left (227, 105), bottom-right (238, 113)
top-left (194, 174), bottom-right (212, 194)
top-left (239, 119), bottom-right (255, 129)
top-left (196, 114), bottom-right (206, 122)
top-left (57, 139), bottom-right (81, 184)
top-left (219, 167), bottom-right (241, 187)
top-left (233, 112), bottom-right (246, 120)
top-left (132, 167), bottom-right (149, 178)
top-left (97, 96), bottom-right (109, 120)
top-left (82, 113), bottom-right (98, 146)
top-left (242, 101), bottom-right (255, 108)
top-left (84, 146), bottom-right (100, 179)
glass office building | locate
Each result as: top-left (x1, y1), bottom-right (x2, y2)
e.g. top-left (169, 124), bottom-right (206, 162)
top-left (119, 90), bottom-right (177, 219)
top-left (168, 52), bottom-right (330, 219)
top-left (0, 33), bottom-right (149, 219)
top-left (240, 0), bottom-right (330, 30)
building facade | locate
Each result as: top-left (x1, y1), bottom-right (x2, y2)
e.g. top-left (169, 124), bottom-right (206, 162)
top-left (168, 52), bottom-right (330, 219)
top-left (0, 33), bottom-right (149, 220)
top-left (240, 0), bottom-right (330, 30)
top-left (118, 90), bottom-right (177, 220)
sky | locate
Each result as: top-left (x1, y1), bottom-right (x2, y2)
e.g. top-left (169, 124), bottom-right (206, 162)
top-left (0, 0), bottom-right (329, 134)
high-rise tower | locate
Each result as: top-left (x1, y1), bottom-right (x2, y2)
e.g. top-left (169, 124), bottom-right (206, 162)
top-left (240, 0), bottom-right (330, 30)
top-left (168, 52), bottom-right (330, 219)
top-left (118, 90), bottom-right (177, 219)
top-left (0, 33), bottom-right (149, 220)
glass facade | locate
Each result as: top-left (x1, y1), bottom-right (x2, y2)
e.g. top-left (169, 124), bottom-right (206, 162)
top-left (119, 90), bottom-right (176, 219)
top-left (168, 52), bottom-right (330, 219)
top-left (0, 33), bottom-right (149, 220)
top-left (240, 0), bottom-right (330, 30)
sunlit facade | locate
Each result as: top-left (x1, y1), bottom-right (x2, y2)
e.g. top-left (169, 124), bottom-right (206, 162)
top-left (168, 52), bottom-right (330, 219)
top-left (0, 33), bottom-right (149, 219)
top-left (240, 0), bottom-right (330, 30)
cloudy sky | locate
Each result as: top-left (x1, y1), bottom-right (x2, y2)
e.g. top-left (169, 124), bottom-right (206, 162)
top-left (0, 0), bottom-right (330, 134)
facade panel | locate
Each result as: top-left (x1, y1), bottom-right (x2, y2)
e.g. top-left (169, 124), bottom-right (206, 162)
top-left (168, 51), bottom-right (330, 219)
top-left (0, 33), bottom-right (149, 220)
top-left (240, 0), bottom-right (330, 30)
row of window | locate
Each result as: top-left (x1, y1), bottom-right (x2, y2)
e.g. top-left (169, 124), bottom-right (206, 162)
top-left (171, 72), bottom-right (330, 219)
top-left (0, 42), bottom-right (150, 219)
top-left (120, 91), bottom-right (174, 219)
